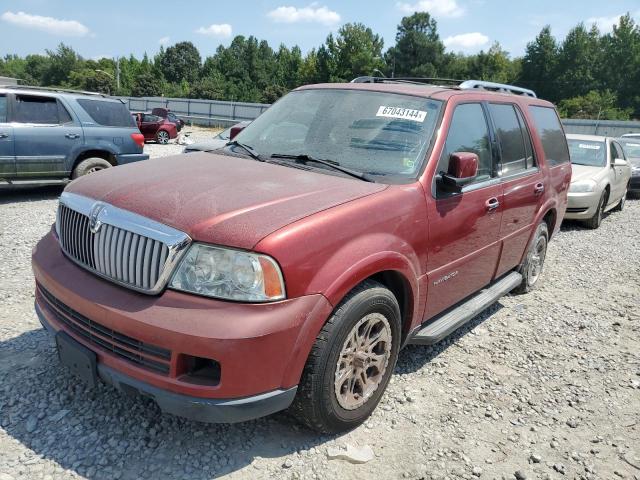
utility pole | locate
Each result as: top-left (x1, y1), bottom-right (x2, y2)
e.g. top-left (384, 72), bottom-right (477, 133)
top-left (115, 57), bottom-right (121, 92)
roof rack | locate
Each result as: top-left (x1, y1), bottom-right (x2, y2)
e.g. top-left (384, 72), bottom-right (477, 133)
top-left (459, 80), bottom-right (536, 97)
top-left (350, 76), bottom-right (537, 97)
top-left (0, 84), bottom-right (108, 97)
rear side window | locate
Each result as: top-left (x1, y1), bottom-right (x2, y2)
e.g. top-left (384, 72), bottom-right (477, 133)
top-left (77, 99), bottom-right (136, 127)
top-left (489, 103), bottom-right (532, 176)
top-left (14, 95), bottom-right (66, 124)
top-left (529, 106), bottom-right (569, 166)
top-left (0, 95), bottom-right (6, 122)
top-left (438, 103), bottom-right (493, 182)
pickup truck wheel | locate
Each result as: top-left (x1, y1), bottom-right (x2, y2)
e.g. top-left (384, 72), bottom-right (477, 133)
top-left (290, 280), bottom-right (401, 434)
top-left (71, 157), bottom-right (112, 179)
top-left (584, 191), bottom-right (607, 229)
top-left (514, 222), bottom-right (548, 294)
top-left (156, 130), bottom-right (170, 144)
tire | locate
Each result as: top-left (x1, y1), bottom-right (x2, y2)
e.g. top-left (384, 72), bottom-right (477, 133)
top-left (71, 157), bottom-right (112, 179)
top-left (156, 130), bottom-right (170, 144)
top-left (514, 222), bottom-right (549, 294)
top-left (614, 187), bottom-right (627, 212)
top-left (290, 280), bottom-right (401, 434)
top-left (584, 190), bottom-right (607, 229)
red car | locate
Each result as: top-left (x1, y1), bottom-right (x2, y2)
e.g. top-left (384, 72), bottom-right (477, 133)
top-left (133, 112), bottom-right (178, 144)
top-left (32, 78), bottom-right (570, 433)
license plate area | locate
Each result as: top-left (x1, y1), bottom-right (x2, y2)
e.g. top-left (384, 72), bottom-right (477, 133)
top-left (56, 331), bottom-right (98, 388)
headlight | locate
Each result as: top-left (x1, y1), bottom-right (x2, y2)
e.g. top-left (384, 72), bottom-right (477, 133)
top-left (169, 244), bottom-right (285, 302)
top-left (569, 180), bottom-right (597, 193)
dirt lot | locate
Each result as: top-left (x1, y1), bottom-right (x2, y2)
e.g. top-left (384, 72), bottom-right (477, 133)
top-left (144, 125), bottom-right (222, 158)
top-left (0, 160), bottom-right (638, 479)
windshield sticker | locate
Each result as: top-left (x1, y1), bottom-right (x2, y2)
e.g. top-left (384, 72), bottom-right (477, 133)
top-left (578, 143), bottom-right (601, 150)
top-left (376, 106), bottom-right (427, 123)
top-left (627, 143), bottom-right (640, 147)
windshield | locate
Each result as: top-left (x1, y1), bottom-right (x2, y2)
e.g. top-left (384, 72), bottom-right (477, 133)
top-left (568, 139), bottom-right (606, 167)
top-left (217, 126), bottom-right (232, 141)
top-left (234, 89), bottom-right (442, 179)
top-left (620, 139), bottom-right (640, 159)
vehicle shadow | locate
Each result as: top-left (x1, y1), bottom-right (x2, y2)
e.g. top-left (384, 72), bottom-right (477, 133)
top-left (1, 302), bottom-right (503, 479)
top-left (0, 185), bottom-right (64, 205)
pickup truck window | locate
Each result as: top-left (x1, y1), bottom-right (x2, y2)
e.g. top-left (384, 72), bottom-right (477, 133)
top-left (438, 103), bottom-right (493, 182)
top-left (235, 89), bottom-right (442, 179)
top-left (529, 106), bottom-right (570, 166)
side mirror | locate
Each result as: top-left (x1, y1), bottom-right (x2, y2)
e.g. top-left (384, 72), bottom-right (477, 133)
top-left (229, 124), bottom-right (247, 140)
top-left (613, 158), bottom-right (627, 167)
top-left (437, 152), bottom-right (479, 192)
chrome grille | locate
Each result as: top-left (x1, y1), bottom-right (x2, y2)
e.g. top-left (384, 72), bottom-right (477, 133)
top-left (56, 193), bottom-right (191, 294)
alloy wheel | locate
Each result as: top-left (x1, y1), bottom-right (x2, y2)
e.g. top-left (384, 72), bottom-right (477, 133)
top-left (334, 313), bottom-right (392, 410)
top-left (527, 235), bottom-right (547, 285)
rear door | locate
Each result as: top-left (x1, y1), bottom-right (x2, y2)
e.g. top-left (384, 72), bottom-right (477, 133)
top-left (425, 102), bottom-right (504, 318)
top-left (489, 102), bottom-right (545, 276)
top-left (12, 94), bottom-right (83, 178)
top-left (0, 93), bottom-right (15, 178)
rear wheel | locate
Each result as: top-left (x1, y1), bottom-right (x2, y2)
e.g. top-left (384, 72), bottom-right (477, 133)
top-left (584, 190), bottom-right (607, 229)
top-left (156, 130), bottom-right (170, 144)
top-left (290, 280), bottom-right (401, 434)
top-left (514, 222), bottom-right (548, 294)
top-left (71, 157), bottom-right (112, 179)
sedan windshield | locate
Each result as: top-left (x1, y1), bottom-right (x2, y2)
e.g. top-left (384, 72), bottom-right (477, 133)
top-left (620, 139), bottom-right (640, 159)
top-left (233, 89), bottom-right (442, 179)
top-left (568, 139), bottom-right (606, 167)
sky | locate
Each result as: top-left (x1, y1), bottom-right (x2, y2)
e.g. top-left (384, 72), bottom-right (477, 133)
top-left (0, 0), bottom-right (639, 61)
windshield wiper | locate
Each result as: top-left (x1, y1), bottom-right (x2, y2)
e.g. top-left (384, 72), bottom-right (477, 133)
top-left (224, 140), bottom-right (264, 161)
top-left (270, 153), bottom-right (374, 182)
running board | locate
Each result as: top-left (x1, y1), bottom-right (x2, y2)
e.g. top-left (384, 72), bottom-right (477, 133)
top-left (0, 178), bottom-right (69, 187)
top-left (409, 271), bottom-right (522, 345)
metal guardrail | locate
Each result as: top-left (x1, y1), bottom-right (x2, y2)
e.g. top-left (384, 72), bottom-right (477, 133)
top-left (117, 96), bottom-right (270, 127)
top-left (118, 95), bottom-right (640, 135)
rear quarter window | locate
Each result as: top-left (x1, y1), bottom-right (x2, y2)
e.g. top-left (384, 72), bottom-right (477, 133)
top-left (529, 106), bottom-right (570, 167)
top-left (77, 99), bottom-right (136, 127)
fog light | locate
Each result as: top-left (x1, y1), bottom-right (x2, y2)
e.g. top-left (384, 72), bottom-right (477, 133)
top-left (178, 355), bottom-right (221, 386)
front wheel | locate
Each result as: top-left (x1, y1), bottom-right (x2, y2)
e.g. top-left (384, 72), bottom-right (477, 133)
top-left (514, 221), bottom-right (548, 294)
top-left (290, 280), bottom-right (401, 434)
top-left (584, 190), bottom-right (607, 229)
top-left (156, 130), bottom-right (170, 144)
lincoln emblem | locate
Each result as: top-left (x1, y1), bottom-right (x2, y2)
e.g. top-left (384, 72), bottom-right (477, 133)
top-left (89, 202), bottom-right (106, 234)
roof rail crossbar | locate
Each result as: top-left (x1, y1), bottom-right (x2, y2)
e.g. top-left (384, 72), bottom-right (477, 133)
top-left (0, 85), bottom-right (107, 97)
top-left (351, 76), bottom-right (463, 87)
top-left (459, 80), bottom-right (536, 97)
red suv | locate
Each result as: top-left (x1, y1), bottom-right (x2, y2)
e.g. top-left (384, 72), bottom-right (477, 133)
top-left (32, 78), bottom-right (570, 433)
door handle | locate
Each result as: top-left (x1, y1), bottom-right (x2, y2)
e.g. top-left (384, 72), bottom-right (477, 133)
top-left (0, 133), bottom-right (8, 139)
top-left (485, 197), bottom-right (500, 211)
top-left (534, 182), bottom-right (545, 195)
top-left (65, 133), bottom-right (80, 139)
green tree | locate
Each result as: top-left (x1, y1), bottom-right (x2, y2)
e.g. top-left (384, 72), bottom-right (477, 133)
top-left (324, 23), bottom-right (384, 81)
top-left (43, 43), bottom-right (81, 86)
top-left (519, 26), bottom-right (560, 101)
top-left (131, 72), bottom-right (162, 97)
top-left (159, 41), bottom-right (201, 84)
top-left (387, 12), bottom-right (445, 77)
top-left (556, 23), bottom-right (602, 99)
top-left (465, 43), bottom-right (518, 83)
top-left (558, 90), bottom-right (632, 120)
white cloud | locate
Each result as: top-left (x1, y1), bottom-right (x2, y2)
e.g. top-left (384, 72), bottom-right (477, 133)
top-left (444, 32), bottom-right (489, 50)
top-left (195, 23), bottom-right (233, 38)
top-left (267, 5), bottom-right (341, 26)
top-left (397, 0), bottom-right (464, 18)
top-left (158, 36), bottom-right (171, 45)
top-left (587, 11), bottom-right (640, 33)
top-left (0, 11), bottom-right (89, 36)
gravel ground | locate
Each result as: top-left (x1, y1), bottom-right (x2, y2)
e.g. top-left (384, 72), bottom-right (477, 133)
top-left (0, 177), bottom-right (638, 480)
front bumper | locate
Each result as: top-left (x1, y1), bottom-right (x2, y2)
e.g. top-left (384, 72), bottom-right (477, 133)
top-left (564, 189), bottom-right (601, 219)
top-left (32, 231), bottom-right (333, 422)
top-left (115, 153), bottom-right (150, 165)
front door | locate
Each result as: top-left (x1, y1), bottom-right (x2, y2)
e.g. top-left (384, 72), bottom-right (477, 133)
top-left (0, 93), bottom-right (15, 178)
top-left (425, 102), bottom-right (503, 319)
top-left (610, 140), bottom-right (629, 202)
top-left (12, 94), bottom-right (83, 178)
top-left (139, 114), bottom-right (161, 140)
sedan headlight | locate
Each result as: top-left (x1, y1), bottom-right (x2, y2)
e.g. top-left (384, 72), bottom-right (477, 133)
top-left (169, 244), bottom-right (285, 302)
top-left (569, 180), bottom-right (597, 193)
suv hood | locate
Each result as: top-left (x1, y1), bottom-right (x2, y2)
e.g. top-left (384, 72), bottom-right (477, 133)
top-left (66, 152), bottom-right (386, 249)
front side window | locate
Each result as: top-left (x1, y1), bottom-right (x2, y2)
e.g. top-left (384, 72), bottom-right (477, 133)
top-left (489, 103), bottom-right (528, 176)
top-left (0, 95), bottom-right (6, 123)
top-left (568, 139), bottom-right (606, 167)
top-left (613, 141), bottom-right (626, 161)
top-left (235, 89), bottom-right (442, 180)
top-left (14, 95), bottom-right (60, 124)
top-left (529, 106), bottom-right (570, 166)
top-left (438, 103), bottom-right (493, 182)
